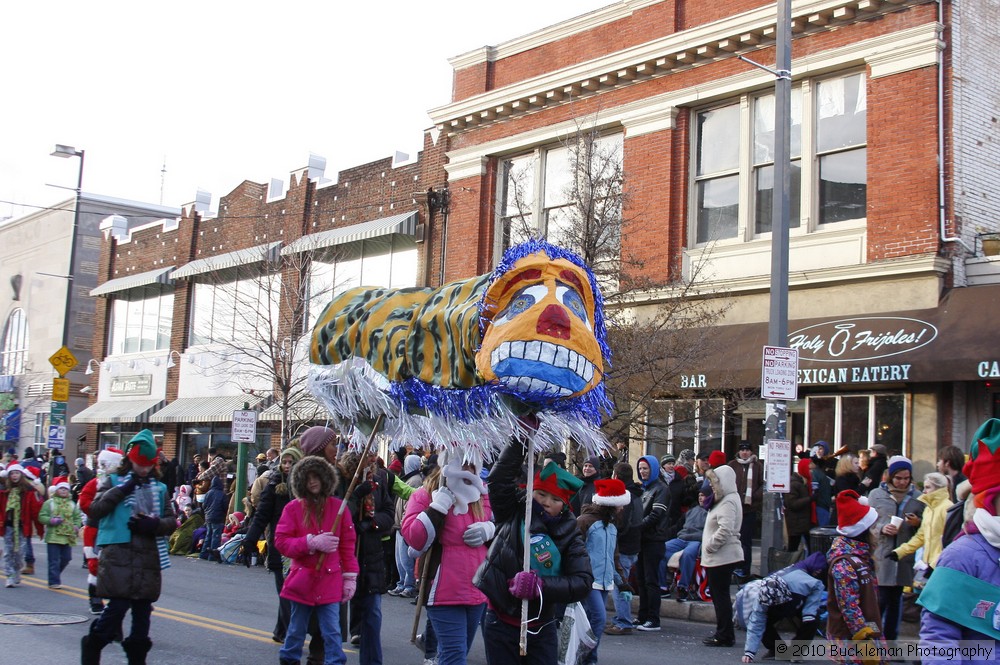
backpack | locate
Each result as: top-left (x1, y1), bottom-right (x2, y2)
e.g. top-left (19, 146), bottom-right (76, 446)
top-left (218, 533), bottom-right (246, 564)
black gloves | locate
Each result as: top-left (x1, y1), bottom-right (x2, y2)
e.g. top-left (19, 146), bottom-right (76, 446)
top-left (887, 551), bottom-right (899, 562)
top-left (116, 476), bottom-right (138, 495)
top-left (127, 514), bottom-right (160, 535)
top-left (352, 480), bottom-right (377, 499)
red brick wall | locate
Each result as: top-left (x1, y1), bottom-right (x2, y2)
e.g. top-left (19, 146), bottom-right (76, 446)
top-left (867, 66), bottom-right (940, 260)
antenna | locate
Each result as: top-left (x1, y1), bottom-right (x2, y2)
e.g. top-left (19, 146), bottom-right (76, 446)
top-left (160, 156), bottom-right (167, 205)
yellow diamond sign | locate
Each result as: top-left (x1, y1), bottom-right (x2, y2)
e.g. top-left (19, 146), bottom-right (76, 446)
top-left (49, 346), bottom-right (78, 377)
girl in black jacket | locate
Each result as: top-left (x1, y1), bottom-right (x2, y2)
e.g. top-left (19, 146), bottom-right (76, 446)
top-left (474, 440), bottom-right (593, 665)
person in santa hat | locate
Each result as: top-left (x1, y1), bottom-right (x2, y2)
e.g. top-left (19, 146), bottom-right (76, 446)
top-left (918, 418), bottom-right (1000, 664)
top-left (826, 490), bottom-right (885, 665)
top-left (39, 475), bottom-right (83, 588)
top-left (0, 463), bottom-right (44, 587)
top-left (79, 448), bottom-right (124, 614)
top-left (81, 430), bottom-right (176, 665)
top-left (577, 478), bottom-right (631, 665)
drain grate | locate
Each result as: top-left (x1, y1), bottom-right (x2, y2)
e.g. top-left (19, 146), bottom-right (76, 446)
top-left (0, 612), bottom-right (90, 625)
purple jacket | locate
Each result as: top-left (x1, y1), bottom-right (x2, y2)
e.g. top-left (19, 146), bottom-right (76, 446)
top-left (919, 532), bottom-right (1000, 665)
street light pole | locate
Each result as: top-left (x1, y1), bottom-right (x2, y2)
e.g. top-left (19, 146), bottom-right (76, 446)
top-left (51, 144), bottom-right (85, 348)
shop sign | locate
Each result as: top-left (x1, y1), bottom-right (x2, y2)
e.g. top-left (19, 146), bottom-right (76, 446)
top-left (978, 361), bottom-right (1000, 378)
top-left (109, 374), bottom-right (152, 396)
top-left (799, 364), bottom-right (912, 385)
top-left (788, 317), bottom-right (937, 362)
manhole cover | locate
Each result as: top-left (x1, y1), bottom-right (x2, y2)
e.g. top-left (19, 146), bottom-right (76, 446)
top-left (0, 612), bottom-right (90, 625)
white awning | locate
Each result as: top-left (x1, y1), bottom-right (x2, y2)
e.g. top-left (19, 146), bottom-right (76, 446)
top-left (148, 395), bottom-right (265, 423)
top-left (258, 396), bottom-right (324, 422)
top-left (281, 210), bottom-right (418, 255)
top-left (90, 267), bottom-right (174, 296)
top-left (72, 399), bottom-right (165, 424)
top-left (171, 241), bottom-right (282, 279)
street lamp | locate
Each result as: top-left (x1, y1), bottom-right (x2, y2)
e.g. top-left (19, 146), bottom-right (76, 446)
top-left (50, 144), bottom-right (85, 349)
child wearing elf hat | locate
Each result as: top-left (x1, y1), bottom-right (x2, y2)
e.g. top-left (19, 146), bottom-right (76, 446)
top-left (826, 490), bottom-right (885, 665)
top-left (577, 478), bottom-right (630, 665)
top-left (918, 418), bottom-right (1000, 664)
top-left (474, 440), bottom-right (593, 664)
top-left (39, 475), bottom-right (83, 588)
top-left (81, 430), bottom-right (177, 665)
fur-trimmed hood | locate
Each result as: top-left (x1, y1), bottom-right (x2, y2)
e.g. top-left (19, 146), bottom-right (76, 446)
top-left (706, 464), bottom-right (738, 499)
top-left (289, 456), bottom-right (340, 499)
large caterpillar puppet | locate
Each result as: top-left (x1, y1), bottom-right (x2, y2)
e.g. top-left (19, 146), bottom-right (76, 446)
top-left (308, 238), bottom-right (612, 457)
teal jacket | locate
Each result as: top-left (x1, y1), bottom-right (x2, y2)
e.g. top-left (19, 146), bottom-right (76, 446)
top-left (94, 473), bottom-right (169, 546)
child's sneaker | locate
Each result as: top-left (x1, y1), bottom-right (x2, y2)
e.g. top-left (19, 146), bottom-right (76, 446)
top-left (49, 584), bottom-right (63, 590)
top-left (387, 585), bottom-right (404, 596)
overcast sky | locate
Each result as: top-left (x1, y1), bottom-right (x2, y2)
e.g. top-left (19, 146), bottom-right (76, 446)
top-left (0, 0), bottom-right (612, 221)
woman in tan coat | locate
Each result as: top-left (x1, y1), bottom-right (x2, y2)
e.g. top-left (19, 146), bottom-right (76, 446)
top-left (700, 464), bottom-right (743, 647)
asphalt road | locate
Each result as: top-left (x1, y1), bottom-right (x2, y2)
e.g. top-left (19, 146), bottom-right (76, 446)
top-left (0, 538), bottom-right (742, 664)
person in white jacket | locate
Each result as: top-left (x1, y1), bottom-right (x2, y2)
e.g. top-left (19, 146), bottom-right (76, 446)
top-left (741, 552), bottom-right (827, 662)
top-left (700, 465), bottom-right (743, 647)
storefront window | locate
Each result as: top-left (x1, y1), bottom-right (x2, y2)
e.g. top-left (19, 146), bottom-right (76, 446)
top-left (99, 427), bottom-right (163, 451)
top-left (645, 398), bottom-right (725, 460)
top-left (806, 393), bottom-right (906, 455)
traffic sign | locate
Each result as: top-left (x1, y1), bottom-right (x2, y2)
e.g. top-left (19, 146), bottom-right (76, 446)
top-left (52, 378), bottom-right (70, 402)
top-left (49, 346), bottom-right (78, 377)
top-left (764, 439), bottom-right (791, 493)
top-left (761, 345), bottom-right (799, 401)
top-left (231, 409), bottom-right (258, 443)
top-left (48, 424), bottom-right (66, 450)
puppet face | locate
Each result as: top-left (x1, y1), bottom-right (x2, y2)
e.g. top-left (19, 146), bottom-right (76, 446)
top-left (476, 253), bottom-right (602, 398)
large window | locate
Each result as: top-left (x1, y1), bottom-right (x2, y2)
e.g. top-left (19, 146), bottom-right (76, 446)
top-left (497, 132), bottom-right (624, 255)
top-left (693, 71), bottom-right (866, 244)
top-left (1, 308), bottom-right (29, 376)
top-left (645, 398), bottom-right (725, 460)
top-left (306, 236), bottom-right (417, 330)
top-left (189, 271), bottom-right (281, 346)
top-left (108, 288), bottom-right (174, 355)
top-left (806, 393), bottom-right (905, 455)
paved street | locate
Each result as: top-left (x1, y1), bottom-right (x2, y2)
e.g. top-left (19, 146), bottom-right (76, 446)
top-left (1, 538), bottom-right (742, 664)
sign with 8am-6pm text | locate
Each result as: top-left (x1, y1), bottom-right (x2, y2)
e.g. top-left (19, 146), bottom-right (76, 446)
top-left (761, 345), bottom-right (799, 400)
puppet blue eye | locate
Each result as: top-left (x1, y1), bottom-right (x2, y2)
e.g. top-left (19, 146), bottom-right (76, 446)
top-left (494, 284), bottom-right (547, 325)
top-left (557, 284), bottom-right (590, 329)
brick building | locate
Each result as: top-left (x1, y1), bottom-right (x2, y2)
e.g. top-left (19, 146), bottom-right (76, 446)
top-left (425, 0), bottom-right (1000, 473)
top-left (75, 150), bottom-right (446, 464)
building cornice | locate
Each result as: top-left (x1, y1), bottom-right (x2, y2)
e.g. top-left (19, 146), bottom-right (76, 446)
top-left (432, 0), bottom-right (933, 134)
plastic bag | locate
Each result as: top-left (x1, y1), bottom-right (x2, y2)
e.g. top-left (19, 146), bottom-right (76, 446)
top-left (558, 601), bottom-right (597, 665)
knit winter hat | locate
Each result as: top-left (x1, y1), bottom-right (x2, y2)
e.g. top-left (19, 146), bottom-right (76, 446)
top-left (388, 458), bottom-right (403, 474)
top-left (593, 478), bottom-right (630, 507)
top-left (708, 450), bottom-right (727, 468)
top-left (125, 430), bottom-right (159, 466)
top-left (797, 458), bottom-right (812, 479)
top-left (279, 445), bottom-right (304, 464)
top-left (886, 455), bottom-right (912, 479)
top-left (299, 426), bottom-right (337, 456)
top-left (660, 454), bottom-right (676, 465)
top-left (584, 456), bottom-right (600, 469)
top-left (835, 490), bottom-right (878, 538)
top-left (964, 418), bottom-right (1000, 494)
top-left (532, 461), bottom-right (584, 505)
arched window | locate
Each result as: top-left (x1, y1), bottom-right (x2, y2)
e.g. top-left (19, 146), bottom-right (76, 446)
top-left (1, 308), bottom-right (29, 375)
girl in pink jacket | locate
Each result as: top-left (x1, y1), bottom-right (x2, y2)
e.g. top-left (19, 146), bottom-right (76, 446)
top-left (275, 456), bottom-right (359, 665)
top-left (402, 449), bottom-right (493, 665)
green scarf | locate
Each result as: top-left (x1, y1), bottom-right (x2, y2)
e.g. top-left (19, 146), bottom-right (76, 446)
top-left (7, 487), bottom-right (22, 549)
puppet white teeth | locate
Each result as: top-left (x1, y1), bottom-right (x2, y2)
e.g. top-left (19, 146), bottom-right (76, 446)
top-left (496, 340), bottom-right (593, 381)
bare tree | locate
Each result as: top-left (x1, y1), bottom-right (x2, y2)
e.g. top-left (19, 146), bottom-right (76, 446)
top-left (191, 248), bottom-right (331, 446)
top-left (499, 120), bottom-right (740, 463)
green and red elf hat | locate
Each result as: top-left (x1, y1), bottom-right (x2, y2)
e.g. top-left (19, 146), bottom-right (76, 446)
top-left (530, 461), bottom-right (584, 505)
top-left (125, 429), bottom-right (160, 466)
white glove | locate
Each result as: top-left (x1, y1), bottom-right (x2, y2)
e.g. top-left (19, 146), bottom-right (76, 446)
top-left (429, 487), bottom-right (456, 514)
top-left (462, 521), bottom-right (496, 547)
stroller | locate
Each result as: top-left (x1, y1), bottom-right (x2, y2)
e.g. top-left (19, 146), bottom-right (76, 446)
top-left (217, 533), bottom-right (247, 564)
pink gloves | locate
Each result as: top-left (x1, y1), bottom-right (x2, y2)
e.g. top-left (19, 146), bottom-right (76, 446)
top-left (49, 516), bottom-right (64, 526)
top-left (342, 573), bottom-right (357, 601)
top-left (307, 532), bottom-right (340, 553)
top-left (508, 570), bottom-right (541, 600)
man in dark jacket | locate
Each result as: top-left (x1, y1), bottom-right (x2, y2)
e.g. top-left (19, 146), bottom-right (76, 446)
top-left (199, 476), bottom-right (226, 560)
top-left (728, 441), bottom-right (763, 579)
top-left (860, 443), bottom-right (888, 495)
top-left (635, 455), bottom-right (670, 631)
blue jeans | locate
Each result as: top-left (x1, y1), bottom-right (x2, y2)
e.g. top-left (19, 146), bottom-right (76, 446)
top-left (581, 589), bottom-right (607, 665)
top-left (612, 553), bottom-right (637, 628)
top-left (394, 532), bottom-right (416, 592)
top-left (426, 603), bottom-right (485, 665)
top-left (2, 531), bottom-right (26, 579)
top-left (200, 522), bottom-right (223, 558)
top-left (281, 601), bottom-right (345, 665)
top-left (661, 538), bottom-right (700, 587)
top-left (46, 542), bottom-right (72, 586)
top-left (354, 593), bottom-right (383, 665)
top-left (24, 535), bottom-right (34, 564)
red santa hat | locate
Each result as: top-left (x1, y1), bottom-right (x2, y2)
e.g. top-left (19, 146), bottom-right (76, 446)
top-left (593, 478), bottom-right (630, 507)
top-left (49, 475), bottom-right (71, 494)
top-left (97, 447), bottom-right (125, 475)
top-left (708, 450), bottom-right (727, 468)
top-left (2, 463), bottom-right (37, 482)
top-left (835, 490), bottom-right (878, 538)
